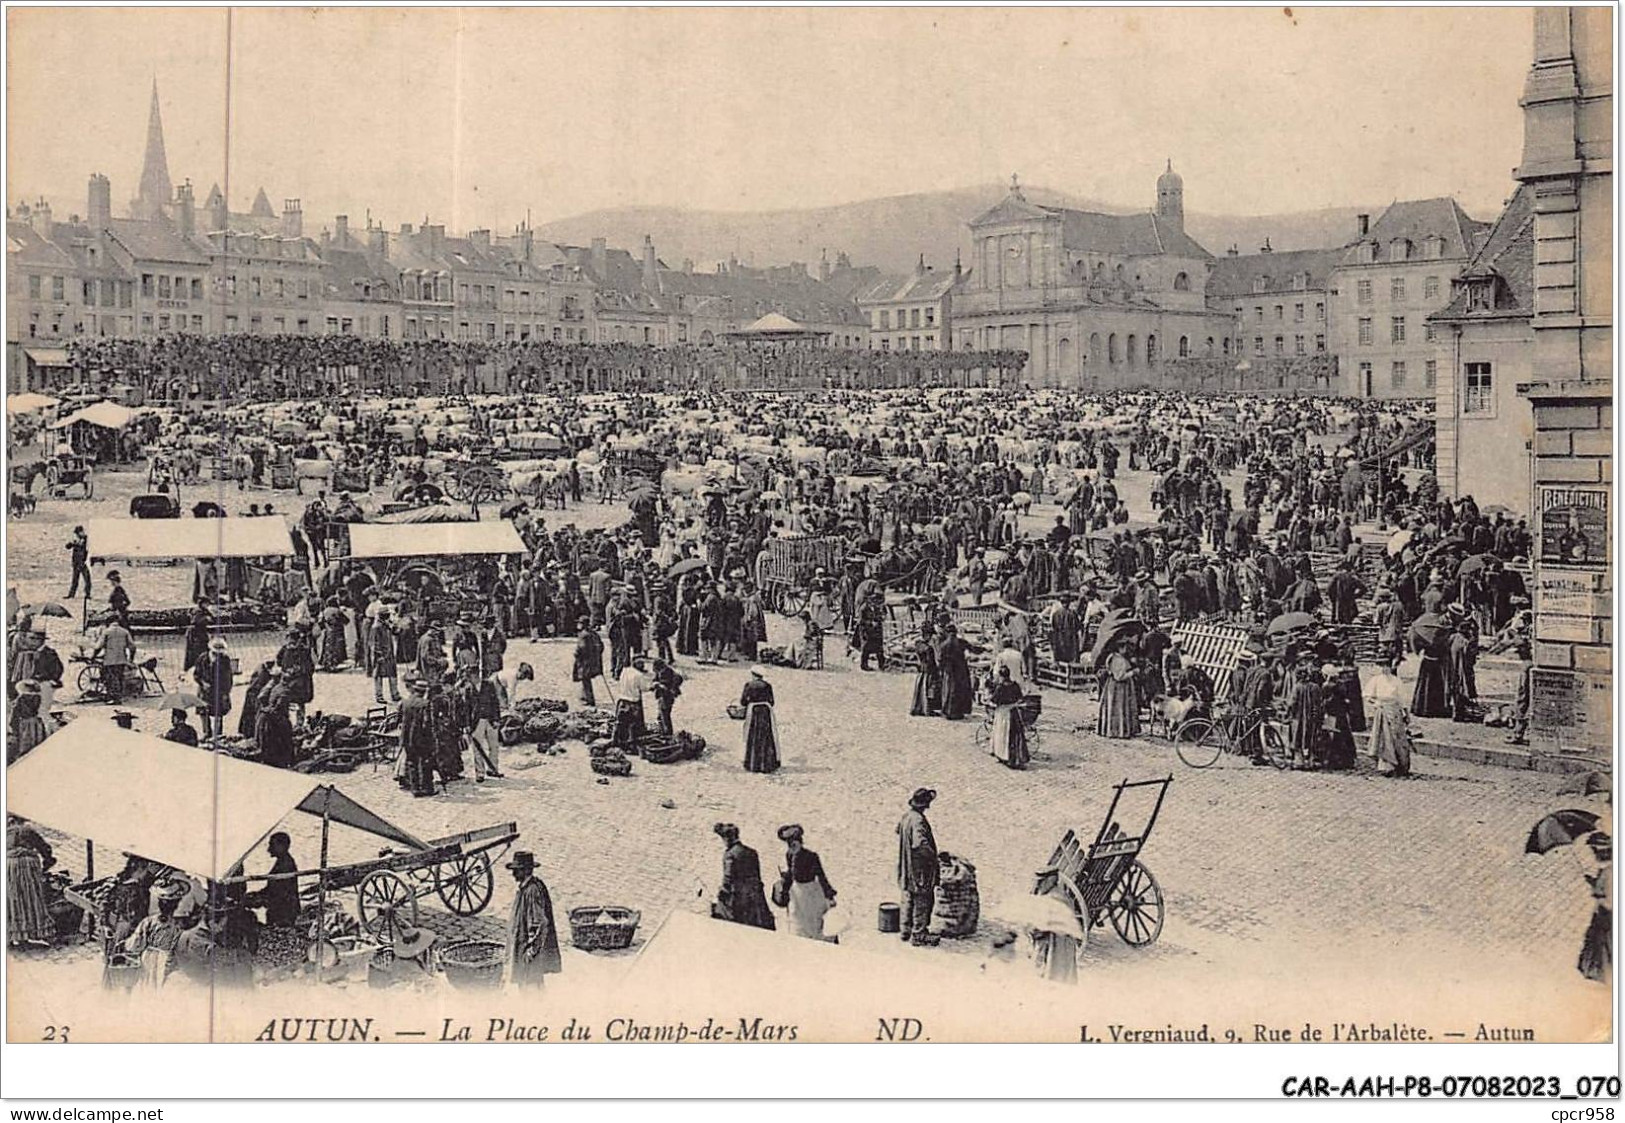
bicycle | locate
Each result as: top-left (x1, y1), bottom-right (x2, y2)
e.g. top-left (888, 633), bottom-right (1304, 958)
top-left (71, 653), bottom-right (164, 704)
top-left (1170, 705), bottom-right (1290, 770)
top-left (973, 695), bottom-right (1043, 757)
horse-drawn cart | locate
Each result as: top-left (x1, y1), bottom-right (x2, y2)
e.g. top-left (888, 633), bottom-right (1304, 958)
top-left (756, 534), bottom-right (845, 616)
top-left (1032, 776), bottom-right (1172, 951)
top-left (441, 458), bottom-right (509, 505)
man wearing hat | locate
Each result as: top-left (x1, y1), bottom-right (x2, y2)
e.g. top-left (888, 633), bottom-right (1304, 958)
top-left (896, 788), bottom-right (940, 947)
top-left (107, 570), bottom-right (131, 630)
top-left (65, 525), bottom-right (91, 599)
top-left (398, 672), bottom-right (438, 797)
top-left (506, 851), bottom-right (561, 988)
top-left (92, 612), bottom-right (136, 704)
top-left (194, 636), bottom-right (235, 740)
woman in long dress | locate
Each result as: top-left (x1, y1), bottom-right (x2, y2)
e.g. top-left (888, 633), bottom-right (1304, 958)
top-left (936, 624), bottom-right (975, 720)
top-left (1096, 643), bottom-right (1141, 739)
top-left (987, 665), bottom-right (1031, 769)
top-left (9, 681), bottom-right (48, 761)
top-left (1364, 658), bottom-right (1413, 777)
top-left (1409, 615), bottom-right (1451, 717)
top-left (740, 667), bottom-right (780, 774)
top-left (6, 817), bottom-right (54, 947)
top-left (122, 884), bottom-right (185, 990)
top-left (775, 825), bottom-right (837, 940)
top-left (909, 623), bottom-right (941, 716)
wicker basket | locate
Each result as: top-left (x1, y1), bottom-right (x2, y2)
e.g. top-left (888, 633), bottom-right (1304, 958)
top-left (440, 939), bottom-right (506, 989)
top-left (569, 906), bottom-right (641, 951)
top-left (102, 953), bottom-right (144, 991)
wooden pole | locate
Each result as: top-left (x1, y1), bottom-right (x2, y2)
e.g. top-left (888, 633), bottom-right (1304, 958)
top-left (85, 839), bottom-right (95, 882)
top-left (314, 786), bottom-right (331, 984)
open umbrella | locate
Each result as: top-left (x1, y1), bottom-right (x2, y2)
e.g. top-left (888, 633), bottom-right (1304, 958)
top-left (1526, 810), bottom-right (1602, 856)
top-left (1408, 612), bottom-right (1451, 651)
top-left (1266, 611), bottom-right (1314, 636)
top-left (1457, 553), bottom-right (1498, 577)
top-left (624, 482), bottom-right (659, 502)
top-left (499, 498), bottom-right (529, 519)
top-left (989, 892), bottom-right (1086, 941)
top-left (667, 557), bottom-right (709, 579)
top-left (1387, 528), bottom-right (1414, 556)
top-left (20, 602), bottom-right (72, 619)
top-left (1089, 608), bottom-right (1146, 668)
top-left (156, 691), bottom-right (205, 711)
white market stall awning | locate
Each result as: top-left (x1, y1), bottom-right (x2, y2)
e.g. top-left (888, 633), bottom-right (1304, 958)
top-left (346, 520), bottom-right (526, 559)
top-left (86, 516), bottom-right (294, 560)
top-left (7, 720), bottom-right (428, 881)
top-left (51, 401), bottom-right (136, 431)
top-left (23, 346), bottom-right (72, 368)
top-left (6, 392), bottom-right (60, 415)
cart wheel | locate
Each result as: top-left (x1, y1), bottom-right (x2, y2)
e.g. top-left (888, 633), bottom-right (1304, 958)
top-left (443, 473), bottom-right (465, 502)
top-left (357, 870), bottom-right (419, 945)
top-left (1054, 872), bottom-right (1089, 954)
top-left (83, 479), bottom-right (95, 500)
top-left (1107, 861), bottom-right (1164, 947)
top-left (434, 853), bottom-right (494, 916)
top-left (972, 713), bottom-right (992, 754)
top-left (1172, 718), bottom-right (1222, 769)
top-left (76, 665), bottom-right (99, 697)
top-left (1260, 723), bottom-right (1292, 770)
top-left (779, 586), bottom-right (810, 618)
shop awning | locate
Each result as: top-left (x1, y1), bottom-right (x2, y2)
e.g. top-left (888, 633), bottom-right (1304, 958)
top-left (346, 521), bottom-right (526, 559)
top-left (6, 720), bottom-right (428, 880)
top-left (23, 347), bottom-right (72, 368)
top-left (86, 516), bottom-right (294, 560)
top-left (6, 391), bottom-right (59, 415)
top-left (51, 401), bottom-right (135, 430)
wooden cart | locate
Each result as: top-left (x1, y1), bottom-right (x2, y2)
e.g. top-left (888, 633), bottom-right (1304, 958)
top-left (756, 534), bottom-right (845, 616)
top-left (1032, 776), bottom-right (1172, 951)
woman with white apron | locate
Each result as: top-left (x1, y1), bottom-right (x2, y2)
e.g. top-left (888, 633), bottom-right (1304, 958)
top-left (774, 825), bottom-right (837, 940)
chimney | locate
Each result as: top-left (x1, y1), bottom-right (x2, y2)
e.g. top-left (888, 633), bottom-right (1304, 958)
top-left (175, 181), bottom-right (195, 238)
top-left (334, 214), bottom-right (349, 246)
top-left (682, 258), bottom-right (695, 275)
top-left (29, 198), bottom-right (52, 238)
top-left (1227, 244), bottom-right (1239, 257)
top-left (425, 223), bottom-right (445, 256)
top-left (915, 253), bottom-right (928, 278)
top-left (87, 174), bottom-right (112, 230)
top-left (591, 237), bottom-right (608, 277)
top-left (399, 222), bottom-right (412, 236)
top-left (1356, 213), bottom-right (1370, 238)
top-left (818, 248), bottom-right (832, 283)
top-left (641, 235), bottom-right (659, 290)
top-left (953, 248), bottom-right (963, 280)
top-left (282, 198), bottom-right (303, 239)
top-left (1260, 237), bottom-right (1273, 254)
top-left (369, 224), bottom-right (389, 259)
top-left (470, 228), bottom-right (490, 249)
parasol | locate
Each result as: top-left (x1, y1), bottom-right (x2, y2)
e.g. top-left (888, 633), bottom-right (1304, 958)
top-left (20, 602), bottom-right (72, 619)
top-left (373, 505), bottom-right (476, 525)
top-left (1525, 810), bottom-right (1603, 856)
top-left (156, 691), bottom-right (205, 711)
top-left (667, 557), bottom-right (709, 579)
top-left (1266, 611), bottom-right (1314, 636)
top-left (1387, 528), bottom-right (1414, 556)
top-left (498, 498), bottom-right (530, 519)
top-left (988, 893), bottom-right (1087, 941)
top-left (1089, 608), bottom-right (1146, 668)
top-left (1457, 553), bottom-right (1497, 578)
top-left (1408, 612), bottom-right (1450, 650)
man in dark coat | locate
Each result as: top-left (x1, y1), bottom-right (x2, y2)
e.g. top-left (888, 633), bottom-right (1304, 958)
top-left (711, 823), bottom-right (774, 930)
top-left (254, 681), bottom-right (296, 769)
top-left (935, 624), bottom-right (974, 719)
top-left (398, 673), bottom-right (438, 797)
top-left (506, 851), bottom-right (562, 987)
top-left (275, 628), bottom-right (315, 727)
top-left (896, 788), bottom-right (940, 946)
top-left (572, 627), bottom-right (604, 706)
top-left (1048, 598), bottom-right (1081, 665)
top-left (1326, 563), bottom-right (1366, 625)
top-left (371, 614), bottom-right (399, 704)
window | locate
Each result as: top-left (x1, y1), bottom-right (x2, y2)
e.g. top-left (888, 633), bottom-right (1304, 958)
top-left (142, 314), bottom-right (154, 331)
top-left (173, 275), bottom-right (185, 296)
top-left (1315, 302), bottom-right (1325, 320)
top-left (910, 308), bottom-right (921, 329)
top-left (1294, 335), bottom-right (1306, 356)
top-left (1391, 277), bottom-right (1405, 301)
top-left (924, 335), bottom-right (934, 347)
top-left (298, 280), bottom-right (309, 299)
top-left (925, 307), bottom-right (935, 326)
top-left (1424, 275), bottom-right (1440, 299)
top-left (274, 316), bottom-right (286, 333)
top-left (1356, 279), bottom-right (1372, 305)
top-left (1390, 316), bottom-right (1406, 344)
top-left (191, 315), bottom-right (203, 331)
top-left (1173, 272), bottom-right (1190, 292)
top-left (225, 315), bottom-right (238, 332)
top-left (1464, 362), bottom-right (1493, 413)
top-left (879, 310), bottom-right (890, 330)
top-left (158, 276), bottom-right (172, 299)
top-left (274, 278), bottom-right (285, 298)
top-left (1391, 360), bottom-right (1406, 388)
top-left (1357, 318), bottom-right (1373, 346)
top-left (1253, 306), bottom-right (1263, 320)
top-left (250, 314), bottom-right (262, 332)
top-left (191, 278), bottom-right (203, 300)
top-left (1359, 361), bottom-right (1373, 392)
top-left (1315, 334), bottom-right (1326, 353)
top-left (1424, 359), bottom-right (1437, 389)
top-left (251, 276), bottom-right (262, 297)
top-left (27, 275), bottom-right (41, 299)
top-left (1294, 303), bottom-right (1304, 322)
top-left (1253, 336), bottom-right (1264, 356)
top-left (1274, 336), bottom-right (1285, 355)
top-left (158, 314), bottom-right (170, 331)
top-left (1274, 305), bottom-right (1284, 321)
top-left (341, 318), bottom-right (353, 335)
top-left (880, 338), bottom-right (890, 351)
top-left (297, 318), bottom-right (310, 334)
top-left (82, 280), bottom-right (94, 305)
top-left (485, 322), bottom-right (495, 340)
top-left (226, 275), bottom-right (237, 296)
top-left (119, 282), bottom-right (132, 308)
top-left (51, 276), bottom-right (64, 301)
top-left (1424, 323), bottom-right (1438, 343)
top-left (1177, 336), bottom-right (1188, 358)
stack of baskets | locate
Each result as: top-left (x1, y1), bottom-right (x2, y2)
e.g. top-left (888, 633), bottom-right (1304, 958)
top-left (440, 940), bottom-right (506, 989)
top-left (931, 854), bottom-right (980, 938)
top-left (569, 906), bottom-right (641, 952)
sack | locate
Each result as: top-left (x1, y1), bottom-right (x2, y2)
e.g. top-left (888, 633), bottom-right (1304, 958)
top-left (770, 874), bottom-right (790, 910)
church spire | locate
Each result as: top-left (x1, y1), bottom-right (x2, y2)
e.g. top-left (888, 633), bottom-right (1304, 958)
top-left (135, 79), bottom-right (174, 221)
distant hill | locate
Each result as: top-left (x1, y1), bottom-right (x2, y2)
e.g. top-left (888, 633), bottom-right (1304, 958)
top-left (534, 184), bottom-right (1384, 277)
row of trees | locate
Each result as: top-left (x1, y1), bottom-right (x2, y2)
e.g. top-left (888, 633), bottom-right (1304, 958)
top-left (63, 335), bottom-right (1030, 398)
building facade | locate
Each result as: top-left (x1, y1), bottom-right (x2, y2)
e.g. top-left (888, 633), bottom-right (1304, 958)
top-left (858, 258), bottom-right (959, 352)
top-left (953, 168), bottom-right (1232, 388)
top-left (1328, 200), bottom-right (1487, 399)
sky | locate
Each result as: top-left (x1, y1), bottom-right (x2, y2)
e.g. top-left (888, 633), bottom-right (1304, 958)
top-left (7, 6), bottom-right (1538, 233)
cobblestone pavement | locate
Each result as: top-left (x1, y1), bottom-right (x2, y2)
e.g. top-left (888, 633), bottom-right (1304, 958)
top-left (10, 463), bottom-right (1609, 1033)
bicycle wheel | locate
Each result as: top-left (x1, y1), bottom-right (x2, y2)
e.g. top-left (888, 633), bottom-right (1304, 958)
top-left (973, 715), bottom-right (993, 754)
top-left (1259, 722), bottom-right (1292, 770)
top-left (1173, 718), bottom-right (1223, 769)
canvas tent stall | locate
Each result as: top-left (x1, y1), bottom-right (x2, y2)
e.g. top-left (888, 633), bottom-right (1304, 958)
top-left (8, 719), bottom-right (518, 970)
top-left (83, 516), bottom-right (297, 632)
top-left (49, 400), bottom-right (137, 463)
top-left (341, 520), bottom-right (526, 622)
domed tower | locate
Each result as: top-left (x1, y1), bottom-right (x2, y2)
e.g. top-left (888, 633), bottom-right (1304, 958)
top-left (1155, 159), bottom-right (1184, 232)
